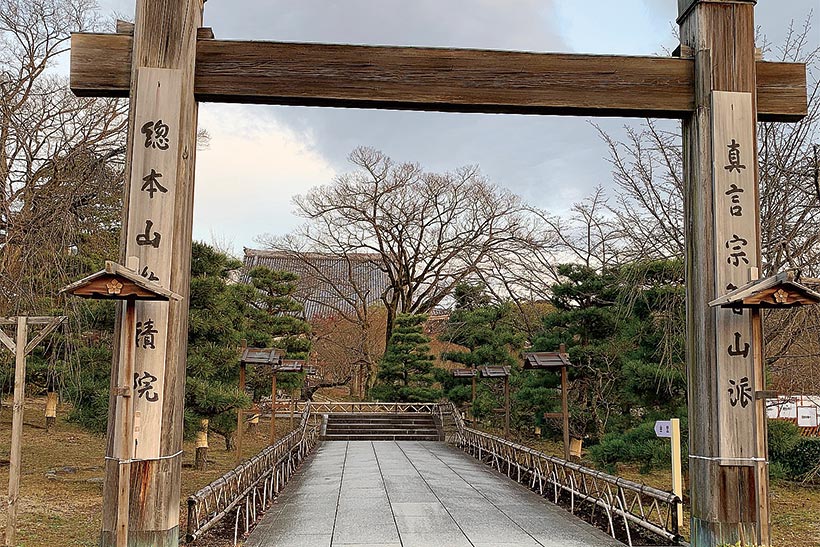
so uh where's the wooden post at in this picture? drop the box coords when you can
[561,365,570,461]
[290,389,297,431]
[269,372,277,445]
[679,1,770,544]
[5,317,27,547]
[235,362,246,464]
[471,364,477,423]
[0,316,64,546]
[116,300,137,547]
[45,385,58,431]
[194,418,209,471]
[503,374,510,439]
[671,418,685,531]
[99,1,203,545]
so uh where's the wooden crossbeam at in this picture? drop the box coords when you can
[24,317,66,356]
[0,316,63,325]
[0,329,15,353]
[70,33,807,122]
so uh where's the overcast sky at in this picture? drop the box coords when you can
[92,0,818,253]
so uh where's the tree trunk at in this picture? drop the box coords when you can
[247,412,259,437]
[383,298,398,346]
[194,419,209,471]
[223,431,236,451]
[45,390,57,431]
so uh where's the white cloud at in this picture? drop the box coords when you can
[86,0,816,250]
[192,105,336,248]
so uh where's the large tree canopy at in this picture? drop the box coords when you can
[0,0,127,314]
[264,147,538,342]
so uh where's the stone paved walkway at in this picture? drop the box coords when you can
[245,441,624,547]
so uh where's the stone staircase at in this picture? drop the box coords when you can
[322,413,443,441]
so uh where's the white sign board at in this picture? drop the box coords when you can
[655,420,672,438]
[115,67,183,461]
[711,91,758,466]
[766,402,779,419]
[780,401,797,419]
[797,407,819,428]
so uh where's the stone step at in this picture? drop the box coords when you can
[327,422,436,431]
[326,428,439,436]
[326,414,435,421]
[322,413,442,442]
[322,434,441,441]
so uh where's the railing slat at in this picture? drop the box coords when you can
[186,403,319,544]
[439,402,682,545]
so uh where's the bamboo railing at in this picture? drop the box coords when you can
[296,401,439,414]
[186,401,682,546]
[439,402,683,546]
[185,403,319,545]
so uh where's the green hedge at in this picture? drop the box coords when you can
[589,422,673,474]
[768,420,820,482]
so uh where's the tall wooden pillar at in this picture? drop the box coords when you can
[100,1,203,546]
[5,317,27,547]
[679,0,770,545]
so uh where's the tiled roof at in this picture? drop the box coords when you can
[243,249,390,319]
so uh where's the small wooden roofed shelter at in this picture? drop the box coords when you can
[276,359,305,373]
[479,366,510,378]
[240,347,285,366]
[235,347,286,459]
[478,366,511,438]
[61,260,181,302]
[272,359,306,432]
[709,271,820,309]
[61,259,180,547]
[523,346,573,460]
[237,348,291,446]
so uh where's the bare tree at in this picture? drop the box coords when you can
[0,0,128,314]
[597,17,820,274]
[306,309,387,398]
[261,146,538,343]
[593,16,820,393]
[597,121,685,261]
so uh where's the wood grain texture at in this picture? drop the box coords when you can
[69,33,807,121]
[711,90,757,465]
[681,2,770,545]
[4,318,27,547]
[678,0,756,23]
[99,1,203,546]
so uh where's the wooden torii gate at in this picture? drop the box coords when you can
[68,0,807,546]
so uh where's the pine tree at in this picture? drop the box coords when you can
[439,284,525,423]
[371,314,440,402]
[239,266,312,397]
[186,242,252,467]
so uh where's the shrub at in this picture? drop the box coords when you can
[768,420,820,482]
[782,437,820,481]
[768,420,801,461]
[589,421,672,474]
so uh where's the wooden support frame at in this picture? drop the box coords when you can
[67,2,809,545]
[524,347,573,460]
[70,33,806,122]
[0,316,66,547]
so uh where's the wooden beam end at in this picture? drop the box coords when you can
[197,27,215,40]
[116,20,134,36]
